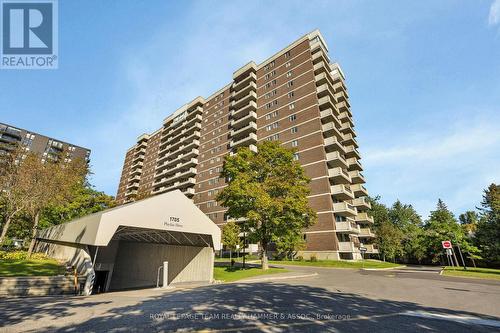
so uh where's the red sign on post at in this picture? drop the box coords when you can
[442,240,452,249]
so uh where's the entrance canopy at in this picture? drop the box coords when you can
[37,190,221,250]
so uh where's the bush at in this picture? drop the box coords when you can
[0,250,50,261]
[309,255,318,262]
[296,256,304,261]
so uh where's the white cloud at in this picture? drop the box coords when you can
[362,116,500,218]
[489,0,500,26]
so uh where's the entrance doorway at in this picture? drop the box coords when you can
[93,270,109,294]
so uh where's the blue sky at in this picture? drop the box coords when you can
[1,0,499,219]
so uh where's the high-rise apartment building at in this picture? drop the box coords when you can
[116,30,376,260]
[0,122,90,163]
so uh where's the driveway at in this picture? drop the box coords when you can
[1,265,499,332]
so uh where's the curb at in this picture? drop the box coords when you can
[237,272,318,283]
[361,265,406,271]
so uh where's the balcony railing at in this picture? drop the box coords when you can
[359,228,375,238]
[230,121,257,139]
[331,184,354,200]
[230,100,257,119]
[232,81,257,100]
[342,133,358,147]
[326,151,348,169]
[322,122,343,141]
[338,242,359,253]
[345,146,360,159]
[231,90,257,110]
[323,136,345,154]
[230,111,257,128]
[347,157,363,171]
[333,202,357,217]
[335,221,360,233]
[232,72,257,91]
[230,132,257,149]
[328,167,351,184]
[352,197,371,210]
[351,184,368,197]
[356,212,374,224]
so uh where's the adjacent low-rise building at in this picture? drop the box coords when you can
[116,30,377,260]
[0,122,90,163]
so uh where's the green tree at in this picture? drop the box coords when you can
[221,221,242,263]
[424,199,469,264]
[24,153,88,256]
[40,185,115,229]
[388,200,425,263]
[459,210,479,235]
[474,184,500,264]
[217,141,316,270]
[275,230,306,260]
[369,196,403,261]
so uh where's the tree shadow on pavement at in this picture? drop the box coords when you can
[1,283,499,332]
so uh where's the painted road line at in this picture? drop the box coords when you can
[402,310,500,328]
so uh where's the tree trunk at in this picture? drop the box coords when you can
[261,242,269,270]
[27,211,40,257]
[0,216,12,244]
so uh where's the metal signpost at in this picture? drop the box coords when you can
[360,247,367,269]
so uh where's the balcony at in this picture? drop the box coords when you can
[347,158,363,171]
[156,148,199,171]
[322,122,343,141]
[128,175,141,182]
[131,161,144,169]
[320,108,340,126]
[352,197,371,210]
[359,228,375,238]
[337,101,350,113]
[348,170,365,184]
[342,133,358,148]
[338,111,353,126]
[364,244,379,254]
[331,184,354,200]
[232,81,257,100]
[328,167,351,184]
[318,95,336,111]
[313,62,331,76]
[230,100,257,119]
[230,132,257,149]
[125,189,138,196]
[231,111,257,128]
[334,91,348,103]
[156,158,198,178]
[333,202,357,217]
[338,242,359,253]
[351,184,368,198]
[126,182,139,190]
[326,151,348,169]
[154,167,197,187]
[335,220,360,233]
[345,146,360,159]
[232,72,257,91]
[311,47,330,65]
[231,90,257,110]
[317,84,336,101]
[323,136,345,154]
[339,122,355,136]
[129,168,141,176]
[230,122,257,139]
[160,177,196,193]
[356,212,374,224]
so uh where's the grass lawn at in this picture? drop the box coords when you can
[214,265,288,282]
[442,267,500,280]
[269,259,401,269]
[0,258,65,277]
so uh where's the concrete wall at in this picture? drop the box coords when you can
[109,241,214,290]
[37,241,93,276]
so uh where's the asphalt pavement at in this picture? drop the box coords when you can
[1,264,499,332]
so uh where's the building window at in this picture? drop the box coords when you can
[289,103,295,110]
[288,91,294,98]
[287,81,293,88]
[291,140,298,147]
[291,127,298,134]
[285,62,291,68]
[286,70,293,78]
[284,51,291,58]
[289,114,297,121]
[293,153,299,161]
